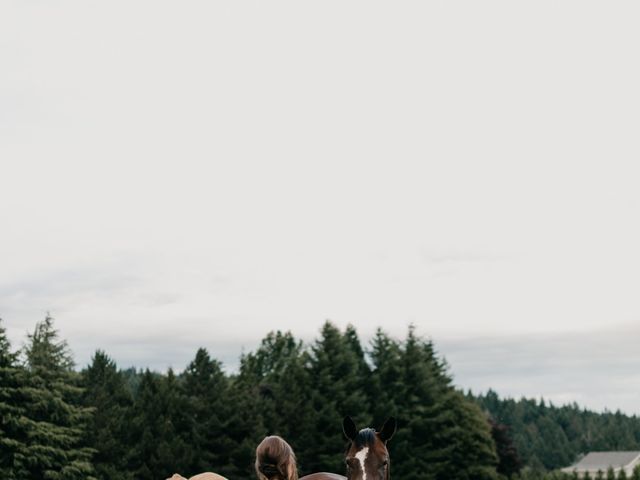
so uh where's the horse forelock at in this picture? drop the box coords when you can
[355,428,377,448]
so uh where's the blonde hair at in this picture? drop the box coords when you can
[189,474,229,480]
[167,473,228,480]
[255,436,298,480]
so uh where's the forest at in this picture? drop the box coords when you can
[1,316,640,480]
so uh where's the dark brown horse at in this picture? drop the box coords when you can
[299,416,397,480]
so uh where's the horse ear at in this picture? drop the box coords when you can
[378,417,397,442]
[343,416,358,441]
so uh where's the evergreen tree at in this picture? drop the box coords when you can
[518,467,545,480]
[584,471,593,480]
[81,350,134,480]
[17,315,96,479]
[368,328,403,426]
[489,418,522,478]
[181,347,230,475]
[532,416,572,469]
[343,324,371,381]
[607,467,617,480]
[305,322,370,474]
[0,318,29,479]
[222,371,267,479]
[128,369,191,480]
[631,465,640,480]
[619,468,628,480]
[392,326,498,480]
[236,331,316,472]
[445,390,499,479]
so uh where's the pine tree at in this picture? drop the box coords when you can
[222,371,267,479]
[160,369,193,473]
[584,471,593,480]
[368,328,403,426]
[305,322,370,474]
[181,347,230,475]
[443,390,499,479]
[237,330,320,473]
[607,467,617,480]
[128,369,161,479]
[392,326,498,480]
[343,324,371,381]
[238,331,302,434]
[81,350,134,480]
[0,318,29,479]
[619,468,628,480]
[128,369,191,480]
[532,415,572,469]
[388,327,446,480]
[17,315,96,479]
[490,418,522,478]
[631,465,640,480]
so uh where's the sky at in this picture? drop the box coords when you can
[1,1,640,414]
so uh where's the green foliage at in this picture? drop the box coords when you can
[181,348,230,476]
[304,322,370,474]
[0,318,29,479]
[368,328,403,424]
[4,316,640,480]
[475,390,640,471]
[393,327,498,480]
[16,315,96,479]
[237,331,315,472]
[81,350,134,480]
[128,368,193,479]
[222,371,266,478]
[490,419,521,478]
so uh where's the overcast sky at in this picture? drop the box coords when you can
[2,1,640,414]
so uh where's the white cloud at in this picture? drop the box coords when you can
[1,1,640,412]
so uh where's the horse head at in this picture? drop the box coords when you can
[342,416,396,480]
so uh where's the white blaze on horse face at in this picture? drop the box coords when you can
[355,447,369,480]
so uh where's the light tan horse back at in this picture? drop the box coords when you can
[167,473,228,480]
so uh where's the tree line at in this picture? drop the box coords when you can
[475,391,640,475]
[1,315,639,480]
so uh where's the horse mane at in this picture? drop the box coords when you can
[255,436,299,480]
